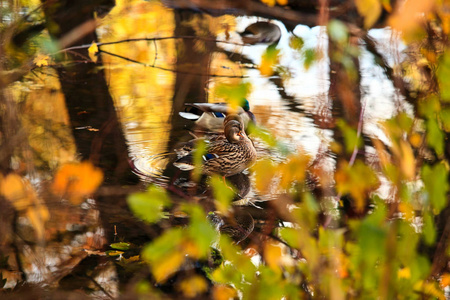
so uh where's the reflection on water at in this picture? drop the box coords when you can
[2,0,409,294]
[132,153,170,183]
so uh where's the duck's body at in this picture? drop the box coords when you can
[179,101,255,132]
[174,115,257,177]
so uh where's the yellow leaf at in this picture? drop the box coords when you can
[26,205,50,241]
[52,161,103,205]
[260,0,276,6]
[398,267,411,279]
[213,285,237,300]
[400,140,416,180]
[178,275,208,298]
[0,174,49,241]
[182,239,202,258]
[0,173,29,208]
[398,202,414,220]
[152,251,184,282]
[409,133,422,148]
[355,0,382,28]
[264,242,282,272]
[259,47,279,76]
[279,153,310,190]
[252,158,276,194]
[88,42,99,63]
[34,54,50,67]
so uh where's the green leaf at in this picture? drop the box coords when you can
[440,108,450,132]
[142,228,184,264]
[247,123,289,154]
[328,20,349,43]
[289,36,304,51]
[210,175,235,214]
[193,139,207,180]
[110,242,130,250]
[303,48,317,70]
[426,118,444,156]
[422,213,436,246]
[215,82,252,107]
[437,51,450,101]
[184,204,217,257]
[127,185,171,223]
[106,250,124,256]
[421,164,449,213]
[336,119,362,154]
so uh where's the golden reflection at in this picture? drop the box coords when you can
[8,71,76,170]
[98,1,175,158]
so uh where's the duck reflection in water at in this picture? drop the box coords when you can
[239,21,282,46]
[208,207,254,244]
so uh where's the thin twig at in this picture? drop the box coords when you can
[56,36,245,55]
[98,49,247,78]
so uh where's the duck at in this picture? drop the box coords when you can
[239,21,281,45]
[208,208,254,244]
[174,115,257,177]
[179,99,256,132]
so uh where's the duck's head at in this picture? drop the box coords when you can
[224,118,246,143]
[241,98,250,112]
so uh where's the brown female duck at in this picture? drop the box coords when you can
[174,115,257,177]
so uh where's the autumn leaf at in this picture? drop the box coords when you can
[335,160,379,211]
[252,158,276,194]
[440,273,450,289]
[398,267,411,279]
[52,161,103,204]
[213,285,237,300]
[34,54,50,67]
[152,250,184,282]
[127,185,171,223]
[177,275,208,298]
[0,174,49,241]
[260,0,276,7]
[215,82,251,111]
[264,242,283,273]
[355,0,382,28]
[210,175,235,214]
[389,0,435,40]
[259,46,279,76]
[88,41,99,63]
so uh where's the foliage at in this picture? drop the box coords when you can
[0,0,450,299]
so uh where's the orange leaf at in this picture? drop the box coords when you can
[440,273,450,288]
[389,0,435,38]
[178,275,208,298]
[213,285,237,300]
[0,173,29,208]
[52,161,103,204]
[264,242,282,272]
[0,174,49,240]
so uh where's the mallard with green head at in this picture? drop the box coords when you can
[179,99,256,132]
[174,115,257,177]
